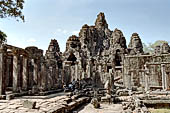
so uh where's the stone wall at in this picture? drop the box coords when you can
[123,54,170,91]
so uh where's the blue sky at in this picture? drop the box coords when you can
[0,0,170,52]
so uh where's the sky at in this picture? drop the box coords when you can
[0,0,170,52]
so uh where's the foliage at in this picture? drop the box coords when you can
[143,40,169,54]
[0,30,7,43]
[0,0,25,21]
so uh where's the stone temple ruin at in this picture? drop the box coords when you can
[0,12,170,112]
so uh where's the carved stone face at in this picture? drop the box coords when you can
[95,12,108,29]
[132,37,141,48]
[162,43,170,53]
[49,46,54,52]
[129,33,143,53]
[155,46,161,54]
[111,29,127,49]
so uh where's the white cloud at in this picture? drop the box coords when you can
[56,28,79,36]
[27,38,36,43]
[56,28,68,34]
[71,30,79,35]
[62,30,67,34]
[56,28,62,32]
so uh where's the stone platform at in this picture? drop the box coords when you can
[0,92,90,113]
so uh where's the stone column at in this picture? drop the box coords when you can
[0,46,6,95]
[22,57,28,90]
[145,74,149,91]
[127,71,132,90]
[144,64,149,91]
[13,54,19,92]
[75,62,78,81]
[41,63,47,91]
[7,57,13,87]
[6,58,10,87]
[71,66,75,81]
[55,66,59,88]
[161,64,166,90]
[32,59,38,85]
[99,65,102,73]
[52,66,56,89]
[37,59,41,88]
[109,69,114,90]
[47,66,53,90]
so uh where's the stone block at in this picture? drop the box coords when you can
[22,100,36,109]
[6,94,14,100]
[0,95,6,100]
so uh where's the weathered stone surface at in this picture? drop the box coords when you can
[22,100,36,109]
[128,33,143,54]
[111,28,127,49]
[6,94,14,100]
[95,12,108,30]
[91,98,100,108]
[154,45,161,54]
[161,42,170,54]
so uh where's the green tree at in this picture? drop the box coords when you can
[0,0,25,43]
[143,40,169,54]
[0,0,25,22]
[143,43,151,53]
[0,30,7,43]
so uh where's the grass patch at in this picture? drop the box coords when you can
[149,108,170,113]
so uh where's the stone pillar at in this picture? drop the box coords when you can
[22,57,28,90]
[127,71,132,90]
[47,66,53,90]
[13,54,19,92]
[71,66,75,81]
[6,58,10,87]
[60,69,64,86]
[37,60,41,88]
[52,66,56,89]
[82,71,85,79]
[145,74,149,91]
[75,62,78,81]
[0,46,6,95]
[161,64,166,90]
[144,64,149,91]
[99,65,102,73]
[55,66,59,88]
[109,69,114,90]
[41,63,47,91]
[32,59,38,85]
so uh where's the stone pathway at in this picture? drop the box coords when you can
[0,92,68,113]
[0,92,124,113]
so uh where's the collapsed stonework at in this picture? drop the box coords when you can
[0,12,170,100]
